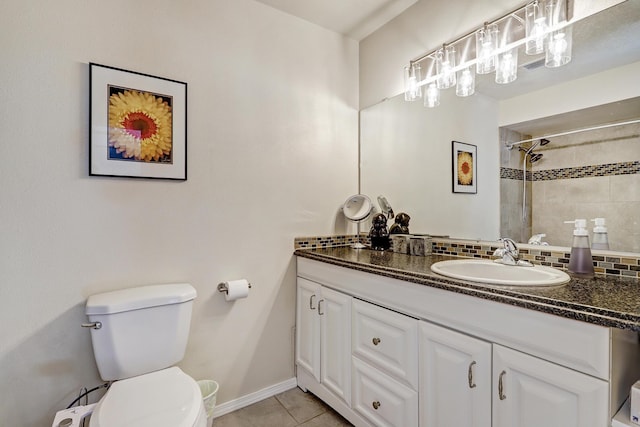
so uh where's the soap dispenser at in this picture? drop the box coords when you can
[564,219,595,277]
[591,218,610,250]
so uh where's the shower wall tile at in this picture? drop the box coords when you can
[611,174,640,201]
[539,176,610,204]
[531,201,576,247]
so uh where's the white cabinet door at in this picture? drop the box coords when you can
[419,321,491,427]
[493,344,608,427]
[320,286,352,404]
[296,278,320,381]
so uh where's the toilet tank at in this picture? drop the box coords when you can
[85,283,197,381]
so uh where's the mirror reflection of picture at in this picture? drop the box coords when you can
[452,141,477,194]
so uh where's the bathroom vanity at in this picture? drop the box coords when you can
[294,247,640,427]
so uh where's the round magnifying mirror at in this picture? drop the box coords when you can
[343,194,372,222]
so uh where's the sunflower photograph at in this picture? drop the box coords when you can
[457,150,473,186]
[452,141,477,193]
[108,86,173,163]
[90,63,187,180]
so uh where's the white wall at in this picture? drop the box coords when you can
[0,1,358,426]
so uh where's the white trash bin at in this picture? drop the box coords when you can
[197,380,219,427]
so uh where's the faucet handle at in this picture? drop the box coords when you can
[500,238,518,253]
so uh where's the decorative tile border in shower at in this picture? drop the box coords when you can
[500,160,640,182]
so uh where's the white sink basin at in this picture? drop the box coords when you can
[430,259,570,287]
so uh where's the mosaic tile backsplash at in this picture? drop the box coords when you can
[295,235,640,278]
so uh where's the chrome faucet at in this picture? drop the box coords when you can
[528,233,549,245]
[493,238,533,267]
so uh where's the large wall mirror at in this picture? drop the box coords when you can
[360,0,640,253]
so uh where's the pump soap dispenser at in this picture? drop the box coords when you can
[591,218,610,250]
[564,219,595,277]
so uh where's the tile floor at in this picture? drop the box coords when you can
[213,387,353,427]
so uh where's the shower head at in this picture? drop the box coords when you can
[540,138,551,146]
[530,153,543,163]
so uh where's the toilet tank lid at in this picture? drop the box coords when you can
[86,283,196,315]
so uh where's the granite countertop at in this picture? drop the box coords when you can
[295,247,640,332]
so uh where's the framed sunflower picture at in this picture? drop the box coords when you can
[89,63,187,180]
[452,141,477,194]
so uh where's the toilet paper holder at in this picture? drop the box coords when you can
[217,281,252,293]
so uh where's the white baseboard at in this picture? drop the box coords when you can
[212,377,298,418]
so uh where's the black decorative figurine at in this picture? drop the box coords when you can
[369,213,390,250]
[389,212,411,234]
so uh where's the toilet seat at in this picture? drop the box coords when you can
[90,367,206,427]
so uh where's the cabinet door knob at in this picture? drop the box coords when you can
[309,294,316,310]
[468,360,477,389]
[498,370,507,400]
[372,401,381,410]
[372,337,381,346]
[317,299,325,316]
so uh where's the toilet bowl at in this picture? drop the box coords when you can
[90,367,206,427]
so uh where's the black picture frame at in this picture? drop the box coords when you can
[452,140,477,194]
[89,63,187,180]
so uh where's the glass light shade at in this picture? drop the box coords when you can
[436,46,456,89]
[525,0,548,55]
[495,48,518,84]
[475,24,499,74]
[403,64,422,101]
[546,26,572,67]
[456,67,475,97]
[545,0,572,67]
[424,83,440,108]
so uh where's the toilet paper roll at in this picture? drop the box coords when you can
[224,279,250,301]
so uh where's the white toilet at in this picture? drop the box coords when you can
[83,283,206,427]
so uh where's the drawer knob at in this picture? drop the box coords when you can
[372,401,381,410]
[372,337,381,346]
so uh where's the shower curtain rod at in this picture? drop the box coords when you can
[505,118,640,149]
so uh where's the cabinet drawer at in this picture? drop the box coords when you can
[352,357,418,427]
[352,299,419,389]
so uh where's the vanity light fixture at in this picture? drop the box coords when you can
[404,0,572,106]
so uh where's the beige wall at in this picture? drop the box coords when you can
[0,1,358,426]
